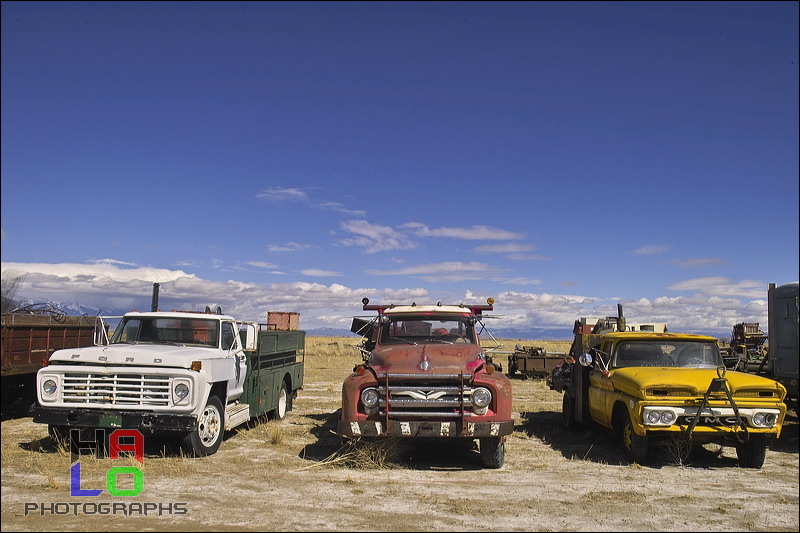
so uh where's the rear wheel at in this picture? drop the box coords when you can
[479,437,505,468]
[272,381,289,421]
[736,434,767,469]
[562,393,579,430]
[622,410,649,465]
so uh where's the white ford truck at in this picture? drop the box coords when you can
[33,306,304,456]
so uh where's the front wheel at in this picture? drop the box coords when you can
[622,410,649,465]
[736,434,767,469]
[479,437,505,468]
[183,395,224,457]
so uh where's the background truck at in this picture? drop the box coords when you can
[549,305,787,468]
[32,295,305,456]
[719,322,768,371]
[766,282,799,409]
[338,297,513,468]
[1,312,95,412]
[506,345,566,378]
[505,314,667,378]
[718,282,798,411]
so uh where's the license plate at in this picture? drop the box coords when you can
[99,414,123,428]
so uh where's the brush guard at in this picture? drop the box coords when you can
[686,365,749,444]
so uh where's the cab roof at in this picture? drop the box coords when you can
[600,331,718,342]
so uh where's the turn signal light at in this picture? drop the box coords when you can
[486,364,495,374]
[190,361,203,371]
[355,365,366,376]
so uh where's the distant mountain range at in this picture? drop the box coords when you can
[304,326,575,340]
[9,298,721,341]
[10,298,578,340]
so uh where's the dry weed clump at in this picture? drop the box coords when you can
[663,435,693,467]
[297,437,410,471]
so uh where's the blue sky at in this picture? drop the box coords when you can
[2,1,798,336]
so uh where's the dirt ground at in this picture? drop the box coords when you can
[2,338,798,532]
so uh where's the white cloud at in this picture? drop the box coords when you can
[365,261,496,282]
[404,223,525,241]
[301,269,341,277]
[670,258,724,267]
[317,202,366,217]
[474,243,534,254]
[339,220,416,253]
[268,242,312,252]
[631,245,670,255]
[247,261,279,269]
[256,187,309,202]
[0,262,771,335]
[668,277,766,299]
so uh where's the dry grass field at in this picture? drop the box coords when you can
[1,337,797,532]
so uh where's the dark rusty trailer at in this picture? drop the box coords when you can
[1,314,95,408]
[507,346,567,377]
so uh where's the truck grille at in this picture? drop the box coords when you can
[60,372,172,407]
[376,373,480,418]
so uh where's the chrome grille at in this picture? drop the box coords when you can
[61,372,172,406]
[375,373,480,418]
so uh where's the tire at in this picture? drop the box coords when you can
[479,437,505,468]
[183,395,224,457]
[736,434,767,469]
[622,410,649,465]
[562,393,579,430]
[272,381,289,421]
[507,357,517,377]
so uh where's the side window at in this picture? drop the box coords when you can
[600,340,613,367]
[221,322,236,351]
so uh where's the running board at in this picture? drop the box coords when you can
[225,402,251,430]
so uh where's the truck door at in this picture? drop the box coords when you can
[587,340,615,427]
[222,321,247,401]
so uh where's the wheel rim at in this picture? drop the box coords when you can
[198,404,222,446]
[623,418,633,451]
[277,386,287,418]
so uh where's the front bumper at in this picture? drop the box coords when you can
[32,405,196,432]
[337,419,514,438]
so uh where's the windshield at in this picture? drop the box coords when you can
[380,316,476,345]
[110,317,219,347]
[612,340,722,369]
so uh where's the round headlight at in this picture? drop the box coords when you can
[660,411,676,424]
[753,413,765,426]
[765,413,777,426]
[43,379,57,395]
[361,388,380,409]
[174,383,190,401]
[647,411,661,424]
[472,387,491,408]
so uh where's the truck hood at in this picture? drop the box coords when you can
[368,344,485,376]
[611,367,787,399]
[47,344,224,369]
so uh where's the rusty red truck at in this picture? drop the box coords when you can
[1,313,96,411]
[337,297,513,468]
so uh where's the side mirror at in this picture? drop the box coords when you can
[578,353,593,367]
[244,323,258,351]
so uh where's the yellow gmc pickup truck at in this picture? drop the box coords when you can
[550,330,787,468]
